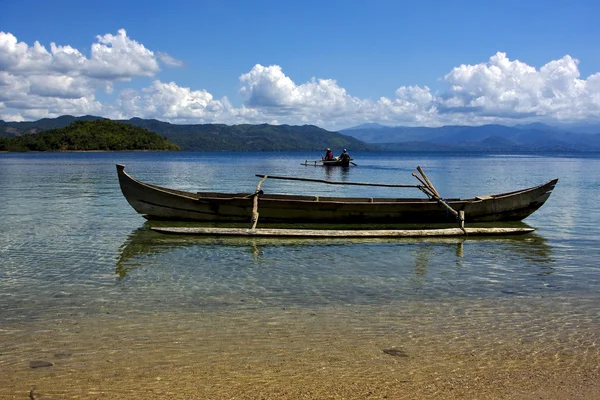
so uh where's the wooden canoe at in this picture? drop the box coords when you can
[151,226,535,237]
[116,164,557,223]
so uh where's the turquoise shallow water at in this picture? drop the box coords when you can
[0,151,599,320]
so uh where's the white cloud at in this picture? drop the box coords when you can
[0,70,99,121]
[4,96,103,120]
[28,75,94,99]
[441,52,600,121]
[0,29,159,80]
[239,64,362,112]
[48,43,88,76]
[395,85,434,105]
[238,64,375,127]
[86,29,159,79]
[235,56,600,127]
[0,29,168,120]
[0,33,54,74]
[239,64,298,107]
[114,80,234,123]
[157,51,184,67]
[1,30,600,129]
[237,65,449,128]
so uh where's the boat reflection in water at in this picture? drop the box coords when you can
[116,221,554,280]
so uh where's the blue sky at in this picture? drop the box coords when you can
[1,0,599,130]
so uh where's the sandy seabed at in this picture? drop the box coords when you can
[0,299,599,400]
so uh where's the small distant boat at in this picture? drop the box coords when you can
[116,164,558,225]
[302,157,355,167]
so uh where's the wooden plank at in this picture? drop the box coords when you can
[151,227,535,238]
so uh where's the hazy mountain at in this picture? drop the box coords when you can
[552,122,600,135]
[340,123,600,152]
[342,122,390,130]
[0,116,373,151]
[512,122,561,131]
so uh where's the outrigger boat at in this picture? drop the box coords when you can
[116,164,557,237]
[301,157,355,167]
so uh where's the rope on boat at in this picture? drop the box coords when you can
[250,175,268,230]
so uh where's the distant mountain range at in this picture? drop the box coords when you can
[3,115,600,152]
[340,122,600,152]
[0,116,372,152]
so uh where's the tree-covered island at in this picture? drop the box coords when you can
[0,119,180,152]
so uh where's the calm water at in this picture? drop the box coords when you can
[1,152,599,395]
[1,151,599,319]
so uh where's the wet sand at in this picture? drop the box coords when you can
[1,299,599,399]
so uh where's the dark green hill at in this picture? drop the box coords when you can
[0,116,374,151]
[122,119,371,151]
[0,119,179,152]
[0,115,103,137]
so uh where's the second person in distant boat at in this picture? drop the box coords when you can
[324,148,334,161]
[339,149,350,163]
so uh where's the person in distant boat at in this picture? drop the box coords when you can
[339,149,350,162]
[324,148,334,161]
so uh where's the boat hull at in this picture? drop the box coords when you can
[116,164,558,223]
[322,159,350,167]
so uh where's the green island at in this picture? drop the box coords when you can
[0,119,180,152]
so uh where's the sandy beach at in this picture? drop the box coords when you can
[1,299,598,400]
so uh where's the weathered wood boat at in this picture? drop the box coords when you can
[116,164,558,225]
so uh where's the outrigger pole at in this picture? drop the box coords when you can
[412,166,466,233]
[254,174,419,188]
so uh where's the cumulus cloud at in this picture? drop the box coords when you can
[238,64,443,127]
[0,29,159,80]
[441,52,600,121]
[1,30,600,129]
[245,56,599,127]
[239,64,359,111]
[0,29,170,120]
[28,75,94,99]
[113,80,235,123]
[0,32,53,73]
[235,55,600,127]
[86,29,160,79]
[238,64,375,127]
